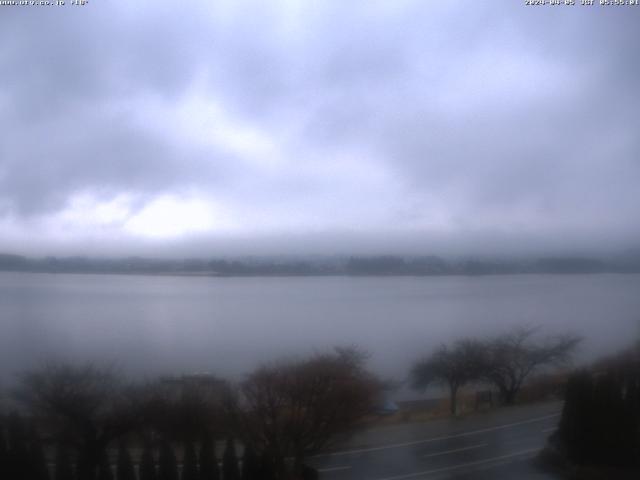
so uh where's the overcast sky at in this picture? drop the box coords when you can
[1,1,639,257]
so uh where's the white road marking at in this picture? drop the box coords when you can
[502,436,541,448]
[422,443,487,458]
[372,448,539,480]
[318,466,352,473]
[314,413,559,458]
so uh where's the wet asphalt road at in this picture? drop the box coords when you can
[309,402,562,480]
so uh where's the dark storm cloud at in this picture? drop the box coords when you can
[1,1,639,253]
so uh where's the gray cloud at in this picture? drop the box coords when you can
[1,1,639,255]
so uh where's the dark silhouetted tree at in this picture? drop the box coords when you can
[16,364,141,480]
[300,464,318,480]
[7,412,30,480]
[558,370,593,463]
[230,348,380,478]
[158,442,178,480]
[557,341,640,469]
[484,327,581,404]
[143,376,226,445]
[411,340,486,415]
[240,444,260,480]
[222,439,240,480]
[198,432,218,480]
[592,374,635,465]
[28,431,50,480]
[182,441,198,480]
[0,422,7,480]
[258,450,277,480]
[116,443,136,480]
[139,444,157,480]
[54,445,74,480]
[97,450,113,480]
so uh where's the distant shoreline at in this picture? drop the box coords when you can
[2,252,640,278]
[2,268,640,279]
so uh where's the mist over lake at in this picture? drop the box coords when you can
[1,272,638,388]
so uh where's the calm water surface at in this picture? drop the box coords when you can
[1,272,639,384]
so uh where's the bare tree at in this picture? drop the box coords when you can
[484,327,581,404]
[15,363,141,480]
[158,441,178,480]
[142,374,227,443]
[0,419,7,480]
[222,439,240,480]
[198,431,219,480]
[229,347,380,479]
[139,443,157,480]
[116,442,136,480]
[411,339,486,415]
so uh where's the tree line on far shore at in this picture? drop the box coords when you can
[2,252,640,276]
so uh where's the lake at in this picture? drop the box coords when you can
[1,272,639,387]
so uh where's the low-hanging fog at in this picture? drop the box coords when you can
[1,1,639,257]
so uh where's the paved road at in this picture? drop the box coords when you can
[309,402,562,480]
